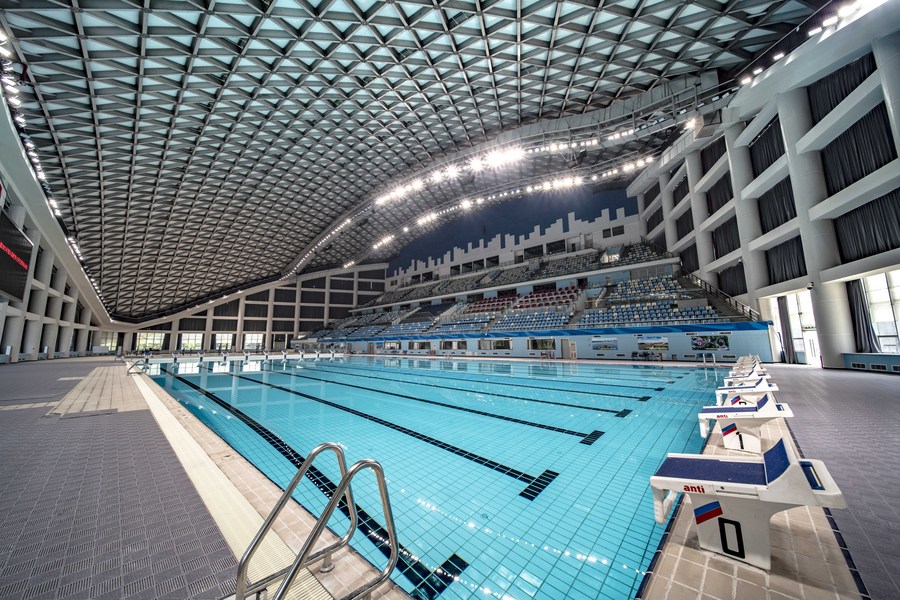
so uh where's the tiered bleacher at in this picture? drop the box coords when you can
[429,314,493,334]
[579,301,719,326]
[343,325,388,339]
[432,274,483,296]
[616,242,665,265]
[376,303,455,336]
[606,275,688,301]
[491,311,571,331]
[491,265,531,286]
[463,296,516,314]
[538,252,598,278]
[514,286,578,309]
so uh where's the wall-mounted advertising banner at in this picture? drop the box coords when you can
[637,335,669,351]
[690,334,730,351]
[591,336,619,350]
[0,209,33,302]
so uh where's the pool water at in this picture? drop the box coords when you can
[151,357,716,599]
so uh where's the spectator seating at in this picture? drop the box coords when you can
[430,314,493,334]
[490,310,571,331]
[343,325,388,339]
[514,286,578,309]
[606,275,687,301]
[579,301,720,326]
[464,296,517,314]
[377,321,434,336]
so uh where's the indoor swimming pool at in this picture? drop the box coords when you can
[150,357,717,599]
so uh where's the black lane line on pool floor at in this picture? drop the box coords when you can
[259,365,606,444]
[301,363,630,417]
[160,367,466,598]
[213,368,560,500]
[307,361,655,400]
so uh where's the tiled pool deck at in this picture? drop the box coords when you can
[0,356,896,599]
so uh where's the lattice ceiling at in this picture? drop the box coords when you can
[0,0,821,320]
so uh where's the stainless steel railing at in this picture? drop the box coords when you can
[234,442,399,600]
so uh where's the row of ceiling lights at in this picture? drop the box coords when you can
[339,151,658,270]
[1,28,111,311]
[738,0,882,86]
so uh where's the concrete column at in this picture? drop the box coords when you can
[1,314,24,362]
[659,172,677,250]
[685,151,715,281]
[204,312,214,351]
[724,125,768,307]
[76,307,92,353]
[637,192,649,237]
[22,318,42,360]
[264,289,274,351]
[778,87,855,368]
[873,32,900,149]
[57,325,74,357]
[235,297,245,351]
[122,331,134,353]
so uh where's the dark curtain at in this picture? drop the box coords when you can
[651,233,666,250]
[676,209,694,239]
[680,244,699,274]
[647,207,664,232]
[712,216,740,259]
[701,136,727,174]
[834,188,900,262]
[846,279,882,353]
[808,53,876,124]
[750,117,785,178]
[821,103,897,196]
[777,295,797,363]
[706,174,733,215]
[765,236,807,285]
[718,263,747,297]
[758,177,797,233]
[673,176,690,205]
[646,181,660,202]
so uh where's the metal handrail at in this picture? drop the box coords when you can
[273,459,399,600]
[234,443,399,600]
[235,442,357,600]
[679,270,761,321]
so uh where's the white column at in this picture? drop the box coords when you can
[658,172,677,249]
[724,125,767,307]
[685,151,715,281]
[778,88,855,368]
[76,307,92,354]
[1,314,24,361]
[873,32,900,149]
[637,192,649,238]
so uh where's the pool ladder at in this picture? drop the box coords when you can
[233,442,399,600]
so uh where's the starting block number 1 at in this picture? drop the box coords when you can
[718,518,745,559]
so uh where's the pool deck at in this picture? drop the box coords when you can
[0,356,896,599]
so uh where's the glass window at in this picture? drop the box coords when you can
[136,332,165,351]
[180,333,203,351]
[864,269,900,353]
[213,334,234,350]
[243,333,264,350]
[98,331,117,349]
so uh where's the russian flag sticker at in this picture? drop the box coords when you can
[694,501,724,525]
[730,395,742,405]
[722,423,737,436]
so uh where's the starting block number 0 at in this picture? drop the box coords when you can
[718,518,746,559]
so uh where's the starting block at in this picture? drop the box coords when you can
[650,438,846,570]
[698,393,793,454]
[716,377,779,406]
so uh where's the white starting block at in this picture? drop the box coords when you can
[716,377,779,406]
[698,393,793,454]
[650,438,846,570]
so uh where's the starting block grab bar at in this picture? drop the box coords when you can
[650,438,846,570]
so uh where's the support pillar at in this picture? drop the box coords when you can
[637,192,649,238]
[659,172,678,250]
[873,32,900,150]
[685,151,715,281]
[724,125,768,308]
[778,88,855,368]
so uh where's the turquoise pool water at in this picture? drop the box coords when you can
[150,357,716,599]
